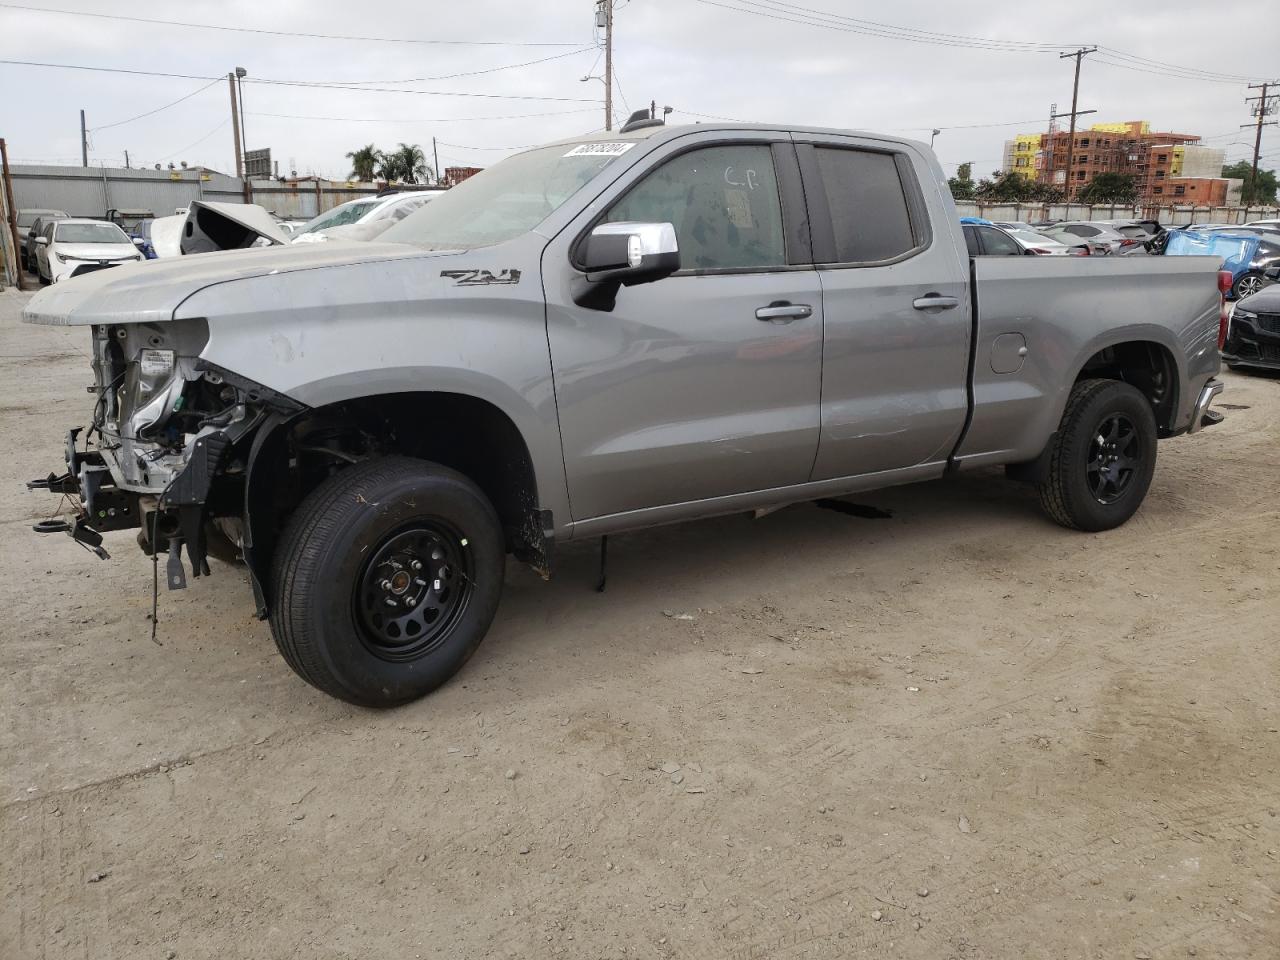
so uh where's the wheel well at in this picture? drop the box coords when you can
[239,392,545,613]
[1076,341,1180,434]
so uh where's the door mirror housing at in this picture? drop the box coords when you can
[583,222,679,285]
[34,236,49,246]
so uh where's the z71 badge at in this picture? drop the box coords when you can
[440,268,522,286]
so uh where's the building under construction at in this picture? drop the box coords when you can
[1003,120,1239,204]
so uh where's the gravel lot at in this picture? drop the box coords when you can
[2,285,1278,959]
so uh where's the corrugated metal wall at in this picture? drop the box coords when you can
[9,165,376,220]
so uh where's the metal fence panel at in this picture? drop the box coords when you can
[8,164,378,220]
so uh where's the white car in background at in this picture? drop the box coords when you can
[33,218,143,284]
[290,190,441,244]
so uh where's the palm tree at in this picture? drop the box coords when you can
[345,144,382,182]
[388,142,434,185]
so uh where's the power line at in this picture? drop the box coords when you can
[0,2,582,47]
[250,108,600,123]
[691,0,1072,52]
[434,140,541,151]
[158,118,230,162]
[89,78,222,132]
[339,47,596,85]
[0,59,603,102]
[692,0,1272,83]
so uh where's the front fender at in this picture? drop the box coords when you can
[174,239,571,538]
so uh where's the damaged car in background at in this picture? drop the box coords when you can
[25,117,1228,708]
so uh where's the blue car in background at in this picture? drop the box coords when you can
[129,218,158,260]
[1165,227,1280,299]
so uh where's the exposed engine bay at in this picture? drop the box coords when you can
[29,319,301,591]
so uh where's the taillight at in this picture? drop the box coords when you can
[1070,246,1090,256]
[1120,238,1138,247]
[1029,248,1051,255]
[1218,270,1232,349]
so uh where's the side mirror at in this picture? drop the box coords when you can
[583,222,679,285]
[133,237,146,248]
[34,236,49,246]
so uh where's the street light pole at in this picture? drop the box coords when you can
[930,128,941,149]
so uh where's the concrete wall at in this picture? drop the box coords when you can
[953,201,1280,225]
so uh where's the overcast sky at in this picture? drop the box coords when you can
[1,0,1275,181]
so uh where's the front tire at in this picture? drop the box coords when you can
[1038,379,1158,532]
[270,456,505,707]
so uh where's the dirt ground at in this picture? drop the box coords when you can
[1,285,1277,960]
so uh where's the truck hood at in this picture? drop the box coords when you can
[22,240,438,326]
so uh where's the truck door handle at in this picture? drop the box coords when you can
[912,295,960,311]
[756,301,812,323]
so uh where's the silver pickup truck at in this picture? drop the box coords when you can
[24,120,1227,706]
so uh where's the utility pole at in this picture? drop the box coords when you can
[2,138,26,291]
[1244,81,1278,205]
[235,67,251,203]
[228,72,247,201]
[124,149,130,170]
[1059,47,1097,201]
[433,136,440,186]
[598,0,613,131]
[80,109,88,167]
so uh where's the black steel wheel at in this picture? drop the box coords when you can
[1086,413,1141,505]
[1038,379,1158,532]
[355,521,474,661]
[270,456,504,707]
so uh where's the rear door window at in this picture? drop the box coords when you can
[814,147,918,263]
[962,225,981,257]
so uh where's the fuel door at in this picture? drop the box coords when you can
[990,332,1028,374]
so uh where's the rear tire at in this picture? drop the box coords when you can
[1038,379,1157,532]
[269,456,504,707]
[1232,271,1264,301]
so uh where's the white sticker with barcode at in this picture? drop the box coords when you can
[562,142,635,158]
[139,349,174,376]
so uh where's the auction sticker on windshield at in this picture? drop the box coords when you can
[562,142,636,158]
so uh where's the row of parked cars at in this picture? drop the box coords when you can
[961,213,1280,373]
[14,189,443,283]
[963,216,1280,299]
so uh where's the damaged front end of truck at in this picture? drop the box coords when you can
[29,317,303,595]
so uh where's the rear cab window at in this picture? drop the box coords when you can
[798,142,930,266]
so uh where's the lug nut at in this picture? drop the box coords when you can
[380,579,393,591]
[410,560,423,571]
[405,596,416,607]
[384,597,397,608]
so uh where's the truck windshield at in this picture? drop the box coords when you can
[382,141,636,250]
